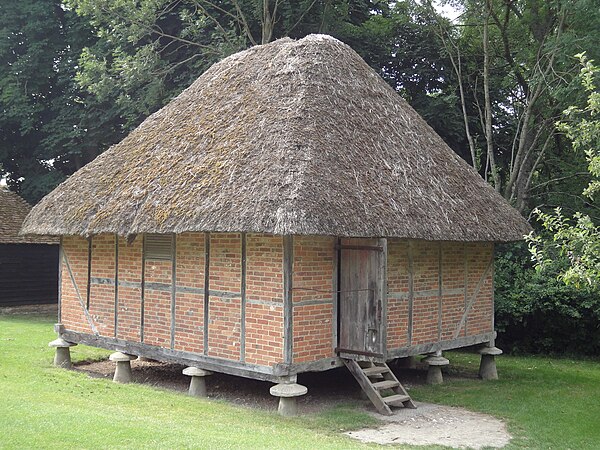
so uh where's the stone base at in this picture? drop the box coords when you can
[269,383,308,417]
[48,338,76,369]
[109,352,136,383]
[423,355,449,385]
[478,347,502,380]
[183,367,212,398]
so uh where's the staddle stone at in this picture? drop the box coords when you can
[183,367,212,397]
[48,338,76,368]
[270,383,308,417]
[423,355,449,385]
[109,352,136,383]
[478,347,502,380]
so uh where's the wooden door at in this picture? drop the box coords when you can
[337,238,387,360]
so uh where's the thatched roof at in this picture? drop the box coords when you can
[22,35,530,242]
[1,187,57,244]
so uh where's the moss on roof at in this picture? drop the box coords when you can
[22,34,530,242]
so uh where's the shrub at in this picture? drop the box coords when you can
[495,242,600,355]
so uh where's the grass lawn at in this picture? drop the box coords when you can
[0,314,377,449]
[412,352,600,449]
[1,313,600,449]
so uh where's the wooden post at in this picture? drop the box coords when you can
[283,236,293,365]
[408,241,414,346]
[170,234,177,350]
[203,233,210,355]
[240,233,247,362]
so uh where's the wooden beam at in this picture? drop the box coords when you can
[141,235,146,342]
[86,237,92,310]
[453,255,494,340]
[114,235,119,338]
[60,330,290,382]
[203,232,210,355]
[58,237,63,321]
[463,242,468,336]
[379,238,388,359]
[240,233,247,362]
[335,244,384,252]
[282,331,497,375]
[438,243,442,342]
[407,240,414,346]
[170,234,176,350]
[332,237,340,353]
[387,332,496,359]
[283,235,293,365]
[63,249,98,335]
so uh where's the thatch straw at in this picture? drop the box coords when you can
[1,187,57,244]
[22,34,530,242]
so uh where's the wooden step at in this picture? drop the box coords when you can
[362,366,390,376]
[342,358,416,415]
[372,380,399,390]
[382,394,411,405]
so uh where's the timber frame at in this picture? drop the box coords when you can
[56,233,497,382]
[56,325,495,382]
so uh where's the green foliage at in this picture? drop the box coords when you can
[495,242,600,355]
[0,0,124,204]
[528,54,600,288]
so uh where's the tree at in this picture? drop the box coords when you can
[67,0,390,132]
[528,54,600,288]
[0,1,122,203]
[426,0,600,214]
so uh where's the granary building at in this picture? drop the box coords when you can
[22,35,531,416]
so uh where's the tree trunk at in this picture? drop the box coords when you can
[483,0,500,191]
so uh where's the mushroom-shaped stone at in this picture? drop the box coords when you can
[109,352,136,383]
[182,367,213,398]
[269,383,308,417]
[478,346,502,380]
[423,355,449,385]
[478,346,503,356]
[48,338,77,368]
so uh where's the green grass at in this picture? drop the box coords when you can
[0,314,376,449]
[2,314,600,449]
[411,351,600,449]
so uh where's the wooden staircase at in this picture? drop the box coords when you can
[343,358,416,415]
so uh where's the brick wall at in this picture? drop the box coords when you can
[117,236,142,342]
[441,242,466,340]
[89,234,116,337]
[387,239,494,351]
[144,248,172,347]
[465,243,494,336]
[208,233,242,360]
[411,241,440,345]
[60,236,90,333]
[61,232,494,370]
[291,236,335,363]
[387,240,409,349]
[174,233,204,353]
[245,234,284,366]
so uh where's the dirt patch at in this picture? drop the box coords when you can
[0,303,57,316]
[346,403,511,449]
[75,358,511,448]
[75,358,371,413]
